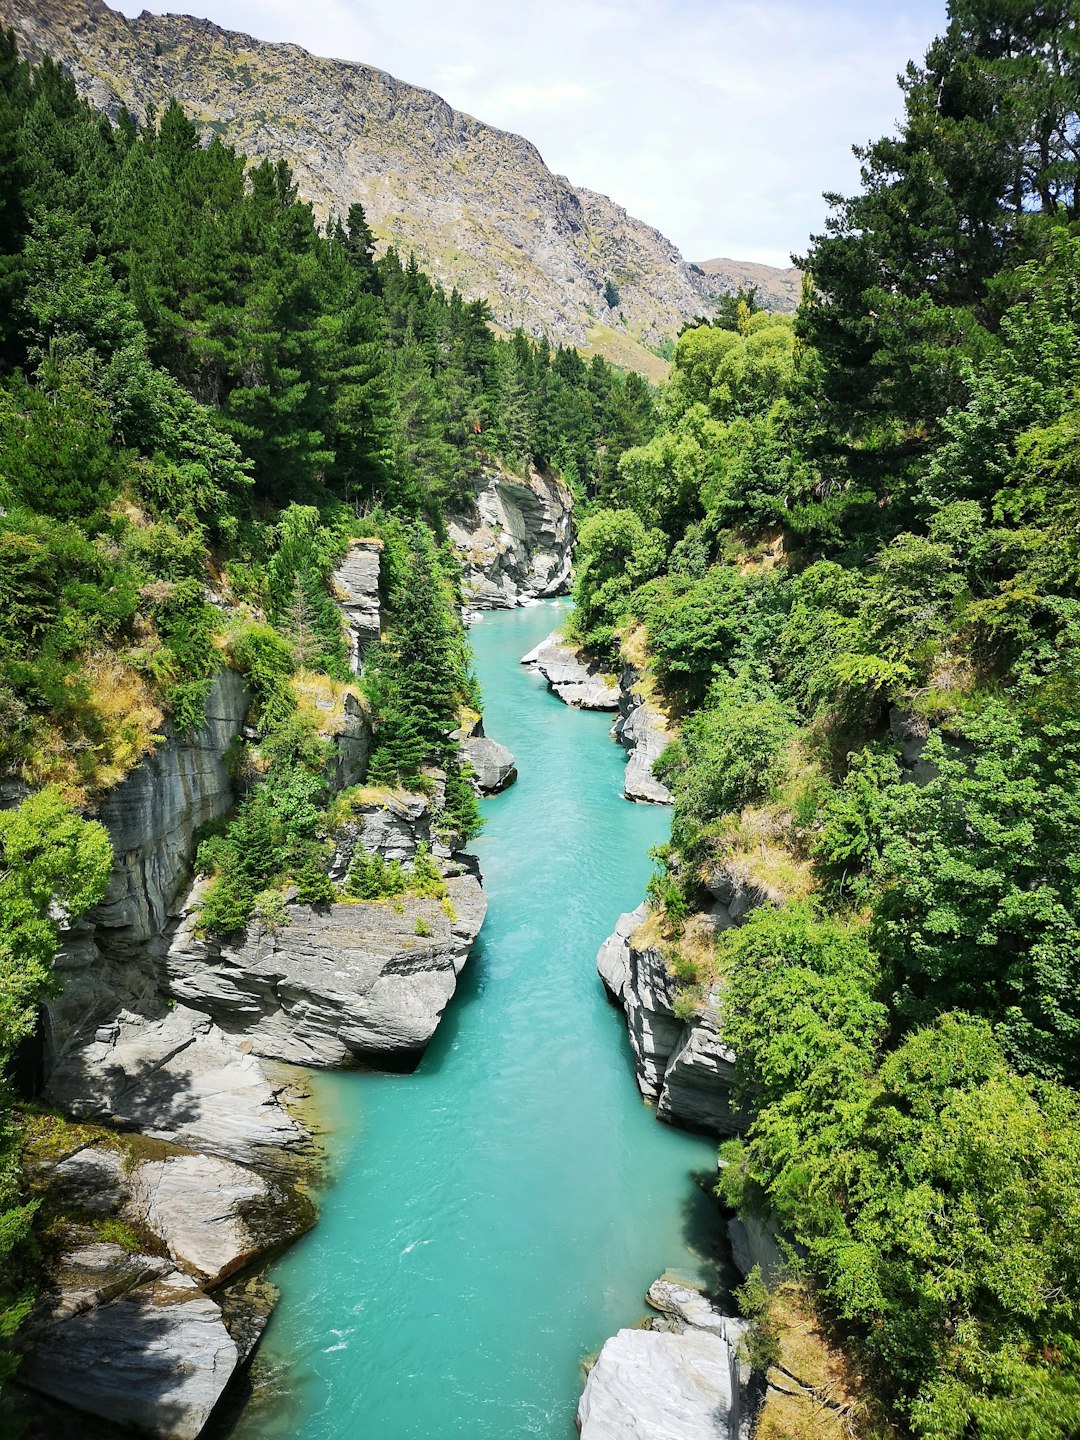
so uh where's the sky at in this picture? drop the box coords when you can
[113,0,950,268]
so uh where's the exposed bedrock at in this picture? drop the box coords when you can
[165,862,487,1070]
[597,905,741,1138]
[613,665,673,805]
[461,731,518,793]
[520,630,620,710]
[578,1276,750,1440]
[449,465,573,609]
[331,537,382,673]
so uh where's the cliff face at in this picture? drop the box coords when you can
[0,0,722,376]
[449,467,573,610]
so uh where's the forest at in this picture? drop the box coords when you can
[571,3,1080,1436]
[0,33,655,1381]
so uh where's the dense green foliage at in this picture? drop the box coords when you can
[572,4,1080,1432]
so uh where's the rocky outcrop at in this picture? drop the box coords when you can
[614,668,673,805]
[449,468,573,610]
[461,734,517,793]
[165,862,486,1071]
[5,1,723,377]
[521,631,620,710]
[578,1277,749,1440]
[332,538,382,672]
[598,907,740,1138]
[18,1125,312,1440]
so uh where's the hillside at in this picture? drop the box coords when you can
[0,0,744,378]
[694,256,802,312]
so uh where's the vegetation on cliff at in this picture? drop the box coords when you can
[574,4,1080,1434]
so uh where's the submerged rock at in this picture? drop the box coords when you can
[461,733,518,793]
[521,630,619,710]
[448,467,572,609]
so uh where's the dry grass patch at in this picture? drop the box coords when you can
[754,1283,890,1440]
[291,671,368,738]
[20,653,164,804]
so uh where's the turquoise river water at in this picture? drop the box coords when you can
[227,602,722,1440]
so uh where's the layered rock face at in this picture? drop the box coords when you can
[578,1276,749,1440]
[19,1135,307,1440]
[449,468,573,610]
[598,906,741,1137]
[614,667,673,805]
[520,630,620,710]
[331,538,382,672]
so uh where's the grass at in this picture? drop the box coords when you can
[753,1283,894,1440]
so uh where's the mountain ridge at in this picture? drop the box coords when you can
[1,0,789,376]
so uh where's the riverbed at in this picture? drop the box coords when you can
[227,602,721,1439]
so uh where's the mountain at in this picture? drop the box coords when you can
[1,0,751,379]
[694,257,802,313]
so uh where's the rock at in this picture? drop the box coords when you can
[648,1278,748,1342]
[461,734,517,793]
[657,1008,741,1137]
[47,1145,129,1216]
[577,1327,741,1440]
[127,1153,301,1286]
[521,631,619,710]
[597,906,644,1003]
[45,1004,307,1168]
[332,539,382,672]
[448,468,573,609]
[597,915,741,1138]
[726,1214,789,1287]
[329,790,433,877]
[614,670,673,805]
[45,669,251,1093]
[21,1258,240,1440]
[164,871,487,1070]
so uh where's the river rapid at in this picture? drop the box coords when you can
[227,602,721,1440]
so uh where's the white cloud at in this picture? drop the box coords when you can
[111,0,948,265]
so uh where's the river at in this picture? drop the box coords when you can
[227,602,721,1440]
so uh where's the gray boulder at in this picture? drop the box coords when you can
[461,734,517,793]
[20,1249,240,1440]
[521,631,619,710]
[577,1327,739,1440]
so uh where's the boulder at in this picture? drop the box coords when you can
[165,870,487,1070]
[577,1327,740,1440]
[128,1152,301,1286]
[448,466,572,609]
[20,1250,240,1440]
[461,734,517,793]
[521,631,619,710]
[332,538,382,672]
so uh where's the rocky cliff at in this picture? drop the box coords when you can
[448,467,573,611]
[597,905,741,1138]
[0,0,732,376]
